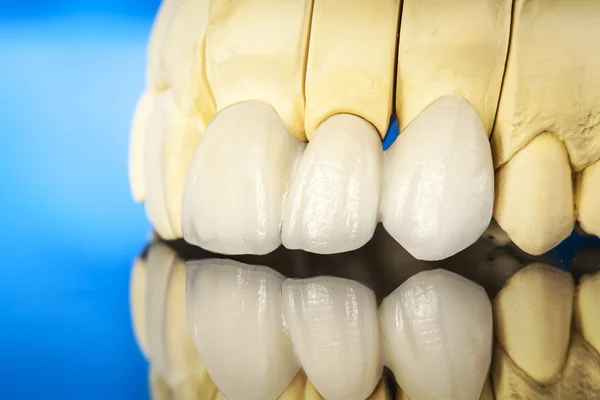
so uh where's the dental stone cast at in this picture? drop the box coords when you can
[130,0,600,260]
[281,276,382,400]
[185,259,300,400]
[379,269,493,400]
[381,96,494,261]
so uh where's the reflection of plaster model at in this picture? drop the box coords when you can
[129,0,600,260]
[131,239,600,399]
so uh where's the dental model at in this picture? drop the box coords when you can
[131,232,600,399]
[129,0,600,259]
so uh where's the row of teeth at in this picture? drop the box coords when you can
[128,0,600,260]
[130,241,600,400]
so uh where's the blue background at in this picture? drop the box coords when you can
[0,1,159,399]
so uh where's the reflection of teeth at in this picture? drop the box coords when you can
[492,266,600,398]
[494,133,575,256]
[576,159,600,237]
[381,96,494,261]
[282,115,383,254]
[493,263,574,383]
[186,259,300,400]
[395,0,512,134]
[182,101,305,255]
[130,257,149,358]
[282,277,382,399]
[379,269,493,400]
[144,243,205,386]
[574,271,600,355]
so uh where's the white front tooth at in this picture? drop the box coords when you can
[129,91,155,203]
[182,100,305,255]
[281,277,382,400]
[144,92,175,240]
[282,114,382,254]
[380,96,494,261]
[379,269,493,400]
[186,259,300,400]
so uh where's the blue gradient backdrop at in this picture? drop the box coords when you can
[0,1,160,399]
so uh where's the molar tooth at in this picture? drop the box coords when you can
[282,114,382,254]
[282,276,382,400]
[182,100,305,255]
[576,159,600,238]
[380,96,494,261]
[493,263,575,383]
[186,259,300,400]
[379,269,493,400]
[494,133,575,255]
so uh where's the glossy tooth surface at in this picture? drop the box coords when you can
[379,269,493,400]
[145,243,205,386]
[494,133,575,256]
[186,259,300,400]
[282,114,382,254]
[396,0,512,134]
[183,101,305,255]
[576,159,600,237]
[282,277,382,400]
[146,0,179,90]
[144,92,175,240]
[381,96,494,261]
[493,263,574,383]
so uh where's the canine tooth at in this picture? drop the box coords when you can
[494,133,575,255]
[379,269,493,400]
[576,159,600,237]
[130,257,149,358]
[144,92,175,240]
[183,101,305,255]
[575,271,600,354]
[493,263,574,383]
[304,0,400,139]
[282,114,382,254]
[145,243,205,387]
[396,0,511,133]
[160,0,214,122]
[129,91,154,203]
[186,259,300,400]
[206,0,312,140]
[492,0,600,171]
[282,276,382,400]
[380,96,494,261]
